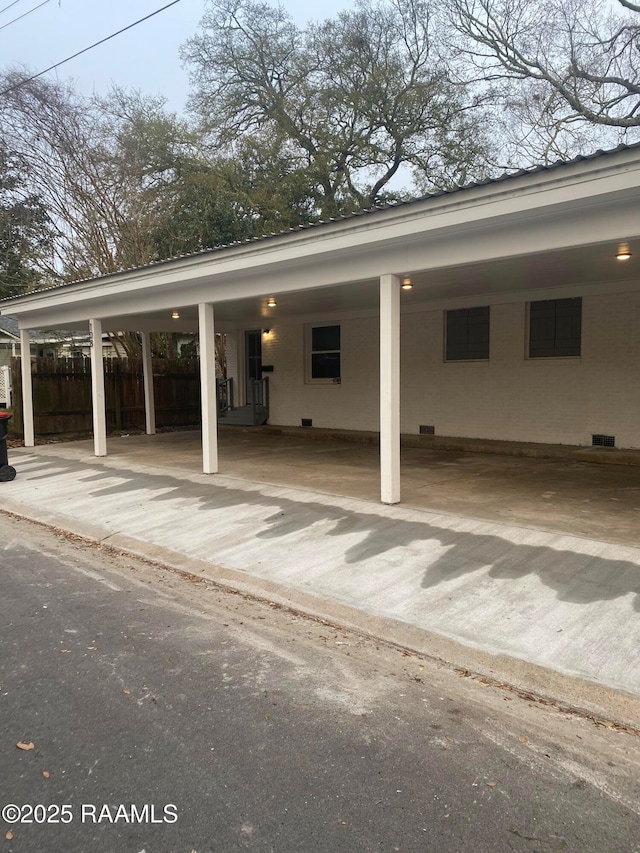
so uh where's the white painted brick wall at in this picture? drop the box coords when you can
[264,317,379,430]
[260,289,640,449]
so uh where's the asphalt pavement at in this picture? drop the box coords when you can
[1,517,638,853]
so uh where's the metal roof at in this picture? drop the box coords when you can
[2,141,639,305]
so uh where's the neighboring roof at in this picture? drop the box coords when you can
[0,315,96,343]
[1,141,639,308]
[0,316,19,338]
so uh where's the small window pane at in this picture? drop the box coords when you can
[312,352,340,379]
[246,333,260,358]
[312,325,340,352]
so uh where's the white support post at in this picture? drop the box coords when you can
[380,274,401,504]
[89,318,107,457]
[19,329,34,447]
[140,332,156,435]
[198,302,218,474]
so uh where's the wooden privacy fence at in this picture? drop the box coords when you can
[10,357,201,436]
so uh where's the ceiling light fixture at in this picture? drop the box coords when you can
[402,277,413,290]
[616,250,632,261]
[171,310,180,319]
[267,297,277,307]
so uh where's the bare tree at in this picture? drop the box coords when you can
[0,142,50,298]
[182,0,496,215]
[0,75,185,285]
[0,76,201,355]
[448,0,640,156]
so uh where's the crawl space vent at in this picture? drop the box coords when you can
[592,434,615,448]
[301,418,313,427]
[419,425,435,435]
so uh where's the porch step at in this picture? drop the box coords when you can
[218,405,268,426]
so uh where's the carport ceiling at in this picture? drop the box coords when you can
[102,239,639,331]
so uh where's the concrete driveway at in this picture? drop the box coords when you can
[89,427,640,547]
[3,427,640,720]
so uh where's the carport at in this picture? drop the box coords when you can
[2,144,640,506]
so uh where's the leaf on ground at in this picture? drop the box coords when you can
[16,741,34,751]
[42,771,50,778]
[122,689,131,695]
[486,781,497,787]
[5,831,13,840]
[519,736,528,743]
[59,649,70,654]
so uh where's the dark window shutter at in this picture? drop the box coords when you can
[446,310,468,360]
[529,300,556,357]
[530,298,581,357]
[466,306,490,359]
[446,307,489,360]
[554,298,581,356]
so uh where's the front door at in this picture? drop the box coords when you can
[245,330,262,402]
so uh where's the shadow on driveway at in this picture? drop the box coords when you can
[16,454,640,613]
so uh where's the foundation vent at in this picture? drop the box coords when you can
[301,418,313,427]
[419,425,435,435]
[592,434,615,448]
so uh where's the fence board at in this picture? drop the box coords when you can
[10,357,201,437]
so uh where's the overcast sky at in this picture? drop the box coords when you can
[1,0,347,113]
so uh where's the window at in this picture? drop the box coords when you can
[309,324,340,381]
[445,307,490,361]
[529,298,581,358]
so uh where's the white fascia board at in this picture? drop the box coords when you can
[3,149,640,328]
[9,191,639,331]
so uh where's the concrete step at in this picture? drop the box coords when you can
[218,406,268,426]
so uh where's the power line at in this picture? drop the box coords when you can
[0,0,28,15]
[0,0,183,97]
[0,0,51,32]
